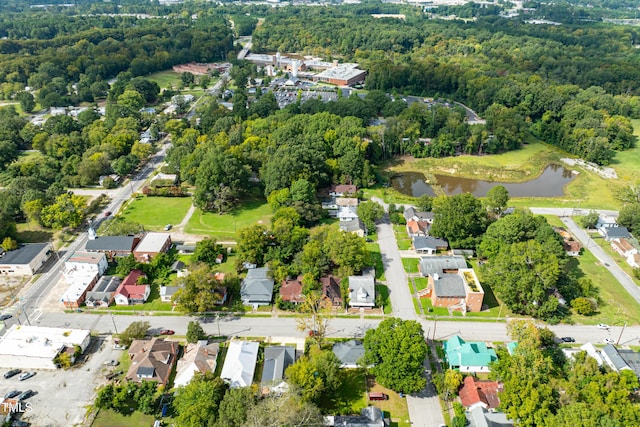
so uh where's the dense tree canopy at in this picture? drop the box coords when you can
[430,193,489,249]
[363,318,428,393]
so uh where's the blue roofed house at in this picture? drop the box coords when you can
[240,267,274,308]
[261,345,296,392]
[412,235,448,255]
[444,335,497,373]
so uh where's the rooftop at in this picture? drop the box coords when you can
[0,325,90,360]
[134,232,171,253]
[333,340,365,367]
[261,345,296,385]
[67,251,106,264]
[0,243,50,265]
[419,256,467,277]
[315,64,366,81]
[86,236,138,252]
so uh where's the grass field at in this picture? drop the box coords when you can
[376,285,392,314]
[120,196,192,231]
[402,258,420,273]
[367,242,386,281]
[146,70,182,89]
[610,118,640,183]
[185,199,272,241]
[91,409,155,427]
[568,251,640,325]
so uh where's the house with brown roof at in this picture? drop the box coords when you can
[174,341,220,387]
[280,276,305,304]
[611,238,637,258]
[114,270,150,305]
[419,256,484,313]
[126,338,178,386]
[628,253,640,269]
[321,276,343,307]
[563,240,583,257]
[459,375,502,410]
[329,184,357,197]
[406,220,429,237]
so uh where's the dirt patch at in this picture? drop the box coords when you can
[0,276,28,308]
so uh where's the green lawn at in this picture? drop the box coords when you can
[375,285,392,314]
[146,70,182,89]
[92,409,155,427]
[100,284,173,312]
[413,277,429,291]
[366,376,411,427]
[591,235,640,287]
[321,368,367,414]
[568,251,640,325]
[185,199,273,241]
[120,196,192,231]
[402,258,420,273]
[611,118,640,182]
[367,242,386,281]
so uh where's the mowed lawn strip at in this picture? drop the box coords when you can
[185,199,272,240]
[91,408,155,427]
[120,196,192,230]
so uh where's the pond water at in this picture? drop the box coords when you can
[391,164,576,198]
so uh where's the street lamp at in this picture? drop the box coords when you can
[216,313,221,338]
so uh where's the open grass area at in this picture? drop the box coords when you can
[590,235,640,287]
[366,376,411,427]
[610,118,640,183]
[568,251,640,325]
[367,242,386,281]
[100,284,173,312]
[185,199,273,241]
[375,284,392,314]
[321,368,368,414]
[15,222,54,243]
[413,277,428,291]
[91,408,155,427]
[393,224,412,250]
[146,70,182,89]
[402,258,420,273]
[120,196,192,231]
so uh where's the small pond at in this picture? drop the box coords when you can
[391,164,576,198]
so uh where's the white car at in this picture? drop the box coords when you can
[597,324,610,329]
[604,338,615,345]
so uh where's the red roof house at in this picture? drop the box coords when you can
[280,276,305,304]
[114,270,150,305]
[459,376,502,410]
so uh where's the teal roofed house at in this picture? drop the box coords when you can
[444,335,497,373]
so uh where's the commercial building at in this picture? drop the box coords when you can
[0,325,90,370]
[312,64,367,86]
[133,232,172,263]
[0,243,53,276]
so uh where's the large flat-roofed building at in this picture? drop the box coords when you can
[312,65,367,86]
[0,243,53,276]
[0,325,91,370]
[85,236,140,258]
[64,251,108,278]
[133,233,172,263]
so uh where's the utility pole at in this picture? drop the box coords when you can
[110,312,118,335]
[617,321,627,346]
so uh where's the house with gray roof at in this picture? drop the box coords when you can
[240,267,275,307]
[348,275,375,308]
[412,235,448,255]
[601,344,632,373]
[340,219,367,237]
[0,243,53,276]
[85,236,140,257]
[327,406,390,427]
[418,256,468,277]
[261,346,296,388]
[160,286,181,303]
[598,226,632,241]
[418,256,485,312]
[84,276,121,308]
[404,207,435,224]
[333,340,365,368]
[466,406,513,427]
[618,349,640,379]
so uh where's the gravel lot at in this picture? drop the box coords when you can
[0,335,123,426]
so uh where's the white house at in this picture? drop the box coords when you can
[348,275,376,308]
[64,251,108,279]
[337,206,359,222]
[220,341,259,388]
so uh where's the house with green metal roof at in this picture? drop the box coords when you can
[444,335,497,373]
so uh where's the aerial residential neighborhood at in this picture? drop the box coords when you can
[1,0,640,426]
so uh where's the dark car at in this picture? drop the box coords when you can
[4,390,20,399]
[561,337,575,343]
[159,329,175,336]
[4,369,21,379]
[104,211,112,217]
[0,314,12,321]
[16,390,33,401]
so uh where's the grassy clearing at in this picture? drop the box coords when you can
[120,196,192,230]
[185,199,272,241]
[610,118,640,183]
[91,408,155,427]
[16,222,54,243]
[568,251,640,325]
[366,376,411,427]
[402,258,420,273]
[146,70,182,88]
[367,242,386,281]
[321,369,368,414]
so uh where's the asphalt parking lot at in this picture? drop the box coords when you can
[0,335,123,427]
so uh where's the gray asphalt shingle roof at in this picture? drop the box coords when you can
[333,340,364,367]
[0,243,49,265]
[261,346,295,384]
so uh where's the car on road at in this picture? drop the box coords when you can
[104,211,112,217]
[103,360,120,366]
[0,314,12,321]
[604,338,616,345]
[4,390,20,399]
[597,324,610,329]
[561,337,576,343]
[4,369,21,379]
[159,329,175,335]
[105,370,123,381]
[16,390,33,401]
[18,372,36,381]
[164,224,172,230]
[113,344,127,350]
